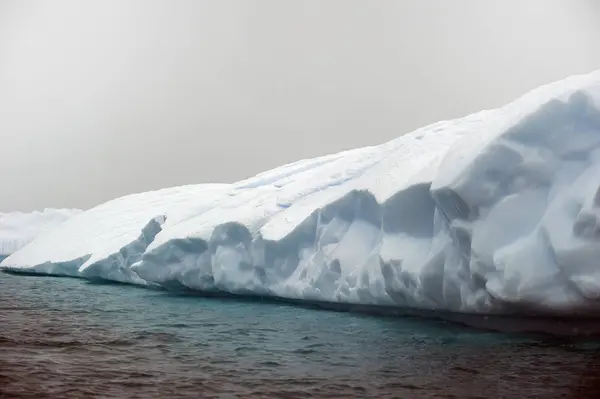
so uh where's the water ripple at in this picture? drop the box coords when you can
[2,273,600,398]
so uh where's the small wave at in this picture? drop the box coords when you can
[292,348,318,355]
[258,361,282,367]
[157,323,192,329]
[0,336,134,349]
[132,331,181,343]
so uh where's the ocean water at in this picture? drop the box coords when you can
[2,272,600,398]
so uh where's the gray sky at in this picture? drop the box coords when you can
[1,0,599,212]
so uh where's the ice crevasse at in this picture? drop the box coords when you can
[2,70,600,316]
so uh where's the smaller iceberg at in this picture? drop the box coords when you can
[0,208,82,259]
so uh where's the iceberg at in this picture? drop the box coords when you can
[2,70,600,317]
[0,208,82,259]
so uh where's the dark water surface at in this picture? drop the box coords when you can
[2,273,600,398]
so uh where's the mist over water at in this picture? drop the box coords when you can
[0,0,599,211]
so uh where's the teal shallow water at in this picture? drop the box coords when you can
[2,272,600,398]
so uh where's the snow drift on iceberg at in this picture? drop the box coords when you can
[2,70,600,316]
[0,209,82,257]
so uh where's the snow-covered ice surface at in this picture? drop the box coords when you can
[0,209,82,256]
[1,185,229,283]
[3,70,600,316]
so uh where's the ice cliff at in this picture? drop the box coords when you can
[2,70,600,316]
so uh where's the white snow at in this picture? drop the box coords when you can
[0,209,82,256]
[0,209,82,255]
[1,185,229,281]
[2,70,600,316]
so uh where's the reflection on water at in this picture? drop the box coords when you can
[1,272,600,398]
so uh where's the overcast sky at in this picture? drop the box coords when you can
[0,0,599,212]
